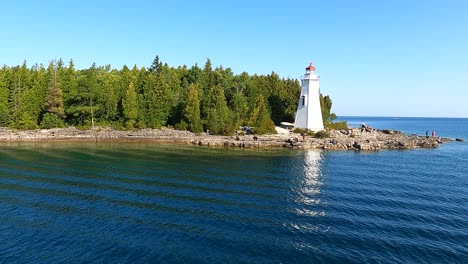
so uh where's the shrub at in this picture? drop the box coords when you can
[293,128,315,136]
[136,120,147,129]
[326,121,348,130]
[40,113,65,129]
[76,124,92,130]
[112,122,126,131]
[313,130,330,138]
[175,121,188,131]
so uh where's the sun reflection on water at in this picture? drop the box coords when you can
[287,150,329,248]
[288,150,327,218]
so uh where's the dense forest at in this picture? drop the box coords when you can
[0,56,337,135]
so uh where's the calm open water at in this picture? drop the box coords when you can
[0,117,467,263]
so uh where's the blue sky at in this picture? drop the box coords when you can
[1,0,467,117]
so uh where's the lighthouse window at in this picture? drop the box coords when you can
[302,96,306,106]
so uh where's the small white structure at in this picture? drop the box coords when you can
[294,62,324,131]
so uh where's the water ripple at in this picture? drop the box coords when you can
[0,143,467,263]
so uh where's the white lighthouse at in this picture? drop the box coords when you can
[294,62,324,131]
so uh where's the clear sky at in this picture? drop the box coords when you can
[1,0,467,117]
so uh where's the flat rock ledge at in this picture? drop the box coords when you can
[0,127,455,151]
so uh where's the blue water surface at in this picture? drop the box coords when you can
[0,117,467,263]
[338,116,468,139]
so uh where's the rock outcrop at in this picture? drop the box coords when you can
[0,126,455,151]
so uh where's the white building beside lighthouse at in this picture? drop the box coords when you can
[294,62,324,131]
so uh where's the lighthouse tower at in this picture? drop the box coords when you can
[294,62,324,131]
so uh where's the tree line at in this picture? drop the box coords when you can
[0,56,337,134]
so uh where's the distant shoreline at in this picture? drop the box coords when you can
[0,127,457,151]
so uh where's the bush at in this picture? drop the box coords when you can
[219,123,238,136]
[40,113,65,129]
[0,113,9,127]
[175,121,188,131]
[136,120,147,129]
[76,124,92,130]
[95,120,113,129]
[313,130,330,138]
[125,120,136,130]
[252,123,276,135]
[293,128,315,136]
[111,122,126,131]
[326,121,348,130]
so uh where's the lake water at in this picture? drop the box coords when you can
[0,117,467,263]
[338,116,468,140]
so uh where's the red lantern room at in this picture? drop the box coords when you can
[305,62,316,73]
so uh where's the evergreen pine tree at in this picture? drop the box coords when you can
[249,95,276,134]
[201,58,214,118]
[231,91,249,126]
[123,82,138,128]
[182,83,202,132]
[9,61,29,127]
[66,66,99,126]
[14,63,47,129]
[44,61,65,117]
[145,64,178,128]
[0,66,11,126]
[41,61,66,128]
[102,70,120,122]
[63,59,79,124]
[148,55,160,73]
[320,94,336,125]
[205,84,233,135]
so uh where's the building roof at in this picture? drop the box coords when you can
[306,62,316,71]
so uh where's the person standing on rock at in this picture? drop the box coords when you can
[432,131,436,138]
[426,130,429,138]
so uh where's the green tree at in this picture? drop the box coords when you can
[66,64,103,126]
[249,95,276,134]
[320,94,336,125]
[145,69,170,128]
[101,69,121,122]
[44,61,65,118]
[186,64,203,86]
[0,66,11,126]
[201,58,214,118]
[231,90,249,126]
[14,63,47,129]
[123,82,138,128]
[182,84,202,132]
[145,64,180,128]
[62,60,78,123]
[205,84,233,135]
[9,61,30,126]
[148,55,160,73]
[17,88,40,129]
[41,61,66,128]
[213,66,234,101]
[202,58,214,91]
[283,79,301,122]
[133,66,148,128]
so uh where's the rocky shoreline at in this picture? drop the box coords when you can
[0,126,458,151]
